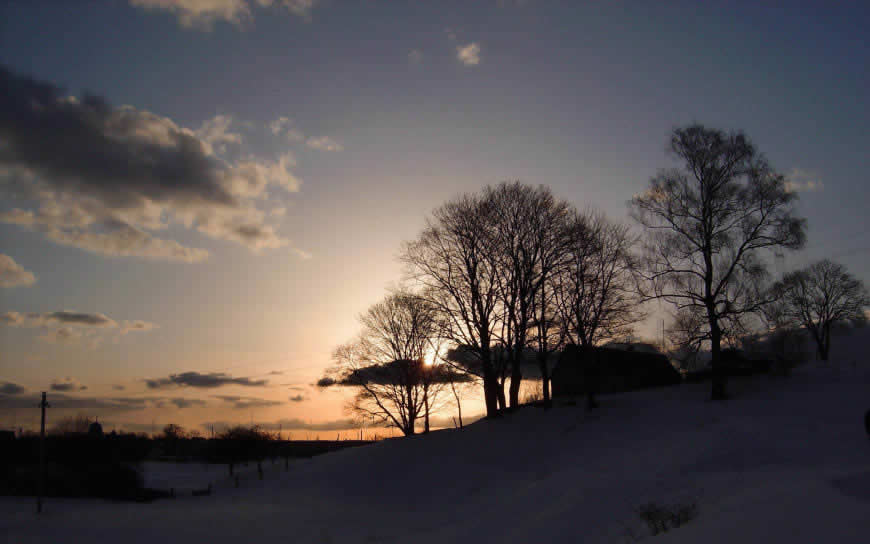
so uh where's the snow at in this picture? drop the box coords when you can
[2,363,868,543]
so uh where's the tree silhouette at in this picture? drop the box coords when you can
[630,124,805,399]
[772,259,869,361]
[322,292,471,435]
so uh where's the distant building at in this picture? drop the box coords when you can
[552,344,682,397]
[88,418,104,437]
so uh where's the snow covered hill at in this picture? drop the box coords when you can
[2,364,869,543]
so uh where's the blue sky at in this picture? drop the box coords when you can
[1,0,868,433]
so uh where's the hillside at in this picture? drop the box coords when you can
[2,364,869,543]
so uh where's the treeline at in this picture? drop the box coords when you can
[1,422,369,501]
[321,123,869,434]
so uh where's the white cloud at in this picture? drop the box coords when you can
[0,254,36,287]
[457,43,481,66]
[306,136,343,152]
[784,168,824,193]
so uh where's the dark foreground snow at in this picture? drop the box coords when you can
[2,364,869,543]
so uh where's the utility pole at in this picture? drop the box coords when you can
[37,392,49,514]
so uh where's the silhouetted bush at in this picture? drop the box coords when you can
[0,432,153,500]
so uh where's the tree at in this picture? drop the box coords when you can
[486,182,572,407]
[630,124,806,399]
[772,259,869,361]
[553,209,641,349]
[321,292,471,435]
[402,194,502,417]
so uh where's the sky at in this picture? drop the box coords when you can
[1,0,868,435]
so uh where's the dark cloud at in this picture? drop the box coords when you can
[0,381,26,395]
[145,371,268,389]
[50,377,88,392]
[213,395,283,409]
[0,66,300,261]
[112,384,126,391]
[0,393,156,412]
[288,394,306,402]
[169,397,207,409]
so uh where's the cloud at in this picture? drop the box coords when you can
[129,0,252,29]
[195,114,242,155]
[121,320,159,334]
[130,0,318,30]
[169,397,207,408]
[213,395,283,409]
[1,310,117,328]
[202,417,359,432]
[145,371,268,389]
[784,168,824,193]
[268,116,304,142]
[408,49,423,64]
[456,43,481,66]
[112,384,126,391]
[0,66,305,262]
[306,136,343,152]
[0,254,36,287]
[0,393,164,412]
[0,382,26,395]
[50,377,88,392]
[288,394,306,402]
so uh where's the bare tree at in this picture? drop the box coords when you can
[321,292,469,435]
[630,124,806,399]
[772,259,869,361]
[402,194,503,417]
[487,182,573,407]
[553,209,641,349]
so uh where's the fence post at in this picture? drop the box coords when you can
[37,392,49,514]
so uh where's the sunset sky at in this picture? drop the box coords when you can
[1,0,868,435]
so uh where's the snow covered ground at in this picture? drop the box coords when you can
[2,363,868,543]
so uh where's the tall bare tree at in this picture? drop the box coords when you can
[772,259,869,361]
[630,124,806,399]
[553,209,641,348]
[402,194,503,417]
[487,182,572,408]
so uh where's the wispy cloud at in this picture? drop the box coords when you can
[288,394,307,402]
[0,254,36,288]
[268,116,304,142]
[213,395,283,409]
[145,371,268,389]
[784,168,824,193]
[306,136,343,152]
[457,43,481,66]
[129,0,318,30]
[130,0,252,29]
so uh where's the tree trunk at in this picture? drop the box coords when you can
[423,383,430,433]
[508,361,522,408]
[482,360,499,417]
[710,321,727,400]
[496,384,506,411]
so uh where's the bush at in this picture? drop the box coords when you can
[637,500,698,535]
